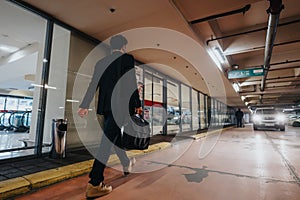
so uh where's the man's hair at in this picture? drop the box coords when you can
[110,35,128,50]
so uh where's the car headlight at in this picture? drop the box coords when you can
[253,114,262,122]
[276,114,286,122]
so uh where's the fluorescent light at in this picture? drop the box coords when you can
[30,83,57,90]
[66,99,79,103]
[207,49,223,72]
[207,47,226,72]
[213,47,225,64]
[31,83,44,88]
[45,84,57,90]
[233,82,240,92]
[0,44,19,53]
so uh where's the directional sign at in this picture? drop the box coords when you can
[228,68,264,79]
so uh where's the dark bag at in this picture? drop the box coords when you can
[122,114,151,150]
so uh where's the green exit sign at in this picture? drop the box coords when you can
[228,68,264,79]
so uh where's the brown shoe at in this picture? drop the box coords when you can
[86,182,112,198]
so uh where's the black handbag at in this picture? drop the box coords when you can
[122,114,151,150]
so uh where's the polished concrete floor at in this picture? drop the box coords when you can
[16,124,300,200]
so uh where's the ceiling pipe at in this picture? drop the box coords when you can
[189,4,251,24]
[206,17,300,45]
[269,65,300,71]
[241,75,300,84]
[224,39,300,56]
[269,58,300,66]
[260,0,284,92]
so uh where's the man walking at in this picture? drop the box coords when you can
[78,35,142,198]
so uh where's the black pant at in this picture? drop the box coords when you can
[237,118,243,127]
[89,112,130,186]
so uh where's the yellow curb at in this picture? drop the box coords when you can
[0,134,217,199]
[128,142,171,155]
[0,141,171,198]
[23,159,93,189]
[0,177,30,199]
[192,126,234,140]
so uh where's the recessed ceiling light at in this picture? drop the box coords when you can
[232,64,239,69]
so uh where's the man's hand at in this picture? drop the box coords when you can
[78,108,89,118]
[135,107,143,115]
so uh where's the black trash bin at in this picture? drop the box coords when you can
[50,119,68,158]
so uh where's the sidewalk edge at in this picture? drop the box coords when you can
[0,141,171,199]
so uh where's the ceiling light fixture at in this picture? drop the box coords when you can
[232,82,240,92]
[0,44,19,53]
[232,64,239,69]
[207,48,223,72]
[66,99,79,103]
[213,47,225,64]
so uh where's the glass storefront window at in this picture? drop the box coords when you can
[216,100,220,126]
[181,84,191,132]
[5,97,19,110]
[167,80,180,134]
[152,75,164,135]
[192,89,199,131]
[60,32,102,149]
[144,71,153,128]
[41,24,71,152]
[144,70,165,136]
[0,97,5,110]
[199,93,206,129]
[0,1,47,159]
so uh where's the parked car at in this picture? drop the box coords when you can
[252,107,286,131]
[292,119,300,127]
[287,115,300,127]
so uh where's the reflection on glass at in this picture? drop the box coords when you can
[201,94,208,129]
[167,80,179,134]
[144,71,165,136]
[0,97,5,110]
[152,76,164,135]
[43,24,71,148]
[192,89,199,130]
[6,97,19,110]
[0,0,46,158]
[199,93,205,129]
[181,84,191,132]
[144,71,152,128]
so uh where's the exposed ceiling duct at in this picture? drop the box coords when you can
[261,0,284,91]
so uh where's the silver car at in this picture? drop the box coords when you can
[252,107,286,131]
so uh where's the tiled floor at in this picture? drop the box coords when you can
[0,148,93,181]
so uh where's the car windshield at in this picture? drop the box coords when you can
[256,109,277,114]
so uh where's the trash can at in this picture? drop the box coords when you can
[50,119,68,158]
